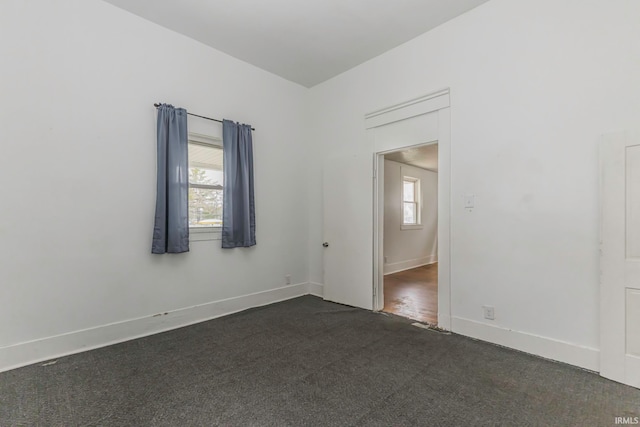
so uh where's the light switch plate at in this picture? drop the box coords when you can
[464,194,475,209]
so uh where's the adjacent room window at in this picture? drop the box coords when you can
[188,133,223,231]
[402,176,420,226]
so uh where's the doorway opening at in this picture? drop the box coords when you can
[378,143,438,324]
[361,90,450,328]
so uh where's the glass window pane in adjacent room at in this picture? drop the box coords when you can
[403,180,415,202]
[404,202,416,224]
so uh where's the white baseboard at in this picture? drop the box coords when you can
[384,255,437,275]
[307,282,324,297]
[2,285,599,375]
[0,282,311,373]
[451,316,599,372]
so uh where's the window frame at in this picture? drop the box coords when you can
[401,174,422,230]
[188,132,223,241]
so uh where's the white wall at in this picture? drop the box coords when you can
[4,0,640,373]
[308,0,640,368]
[384,160,438,274]
[0,0,309,369]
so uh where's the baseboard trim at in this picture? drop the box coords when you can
[307,282,324,297]
[2,286,599,374]
[451,316,599,372]
[0,282,311,373]
[384,256,437,275]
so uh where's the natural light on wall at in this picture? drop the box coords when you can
[188,134,223,228]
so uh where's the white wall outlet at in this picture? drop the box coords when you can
[285,274,291,285]
[483,306,495,320]
[384,256,388,263]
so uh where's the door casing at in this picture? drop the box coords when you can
[368,90,451,329]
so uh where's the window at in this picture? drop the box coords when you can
[188,133,223,236]
[402,176,421,227]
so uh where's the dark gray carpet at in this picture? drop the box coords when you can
[1,296,639,426]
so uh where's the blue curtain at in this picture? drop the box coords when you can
[151,104,189,254]
[222,119,256,248]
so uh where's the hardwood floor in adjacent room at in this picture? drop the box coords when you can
[383,263,437,324]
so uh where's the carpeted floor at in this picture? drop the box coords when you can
[1,296,639,426]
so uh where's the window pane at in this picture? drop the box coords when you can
[189,144,223,186]
[403,180,415,202]
[403,202,416,224]
[189,188,223,227]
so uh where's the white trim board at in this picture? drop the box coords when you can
[384,256,437,275]
[0,282,312,373]
[1,280,598,374]
[365,89,450,129]
[307,282,324,297]
[451,316,599,372]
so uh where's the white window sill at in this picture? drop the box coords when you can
[401,224,423,231]
[190,227,222,241]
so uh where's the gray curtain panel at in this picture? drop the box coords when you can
[222,119,256,248]
[151,104,189,254]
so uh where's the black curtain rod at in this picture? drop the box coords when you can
[153,103,255,131]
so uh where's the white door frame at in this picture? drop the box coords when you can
[368,89,451,330]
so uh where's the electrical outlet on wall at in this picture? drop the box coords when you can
[285,274,291,285]
[482,306,495,320]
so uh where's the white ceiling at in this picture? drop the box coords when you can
[385,144,438,171]
[102,0,490,87]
